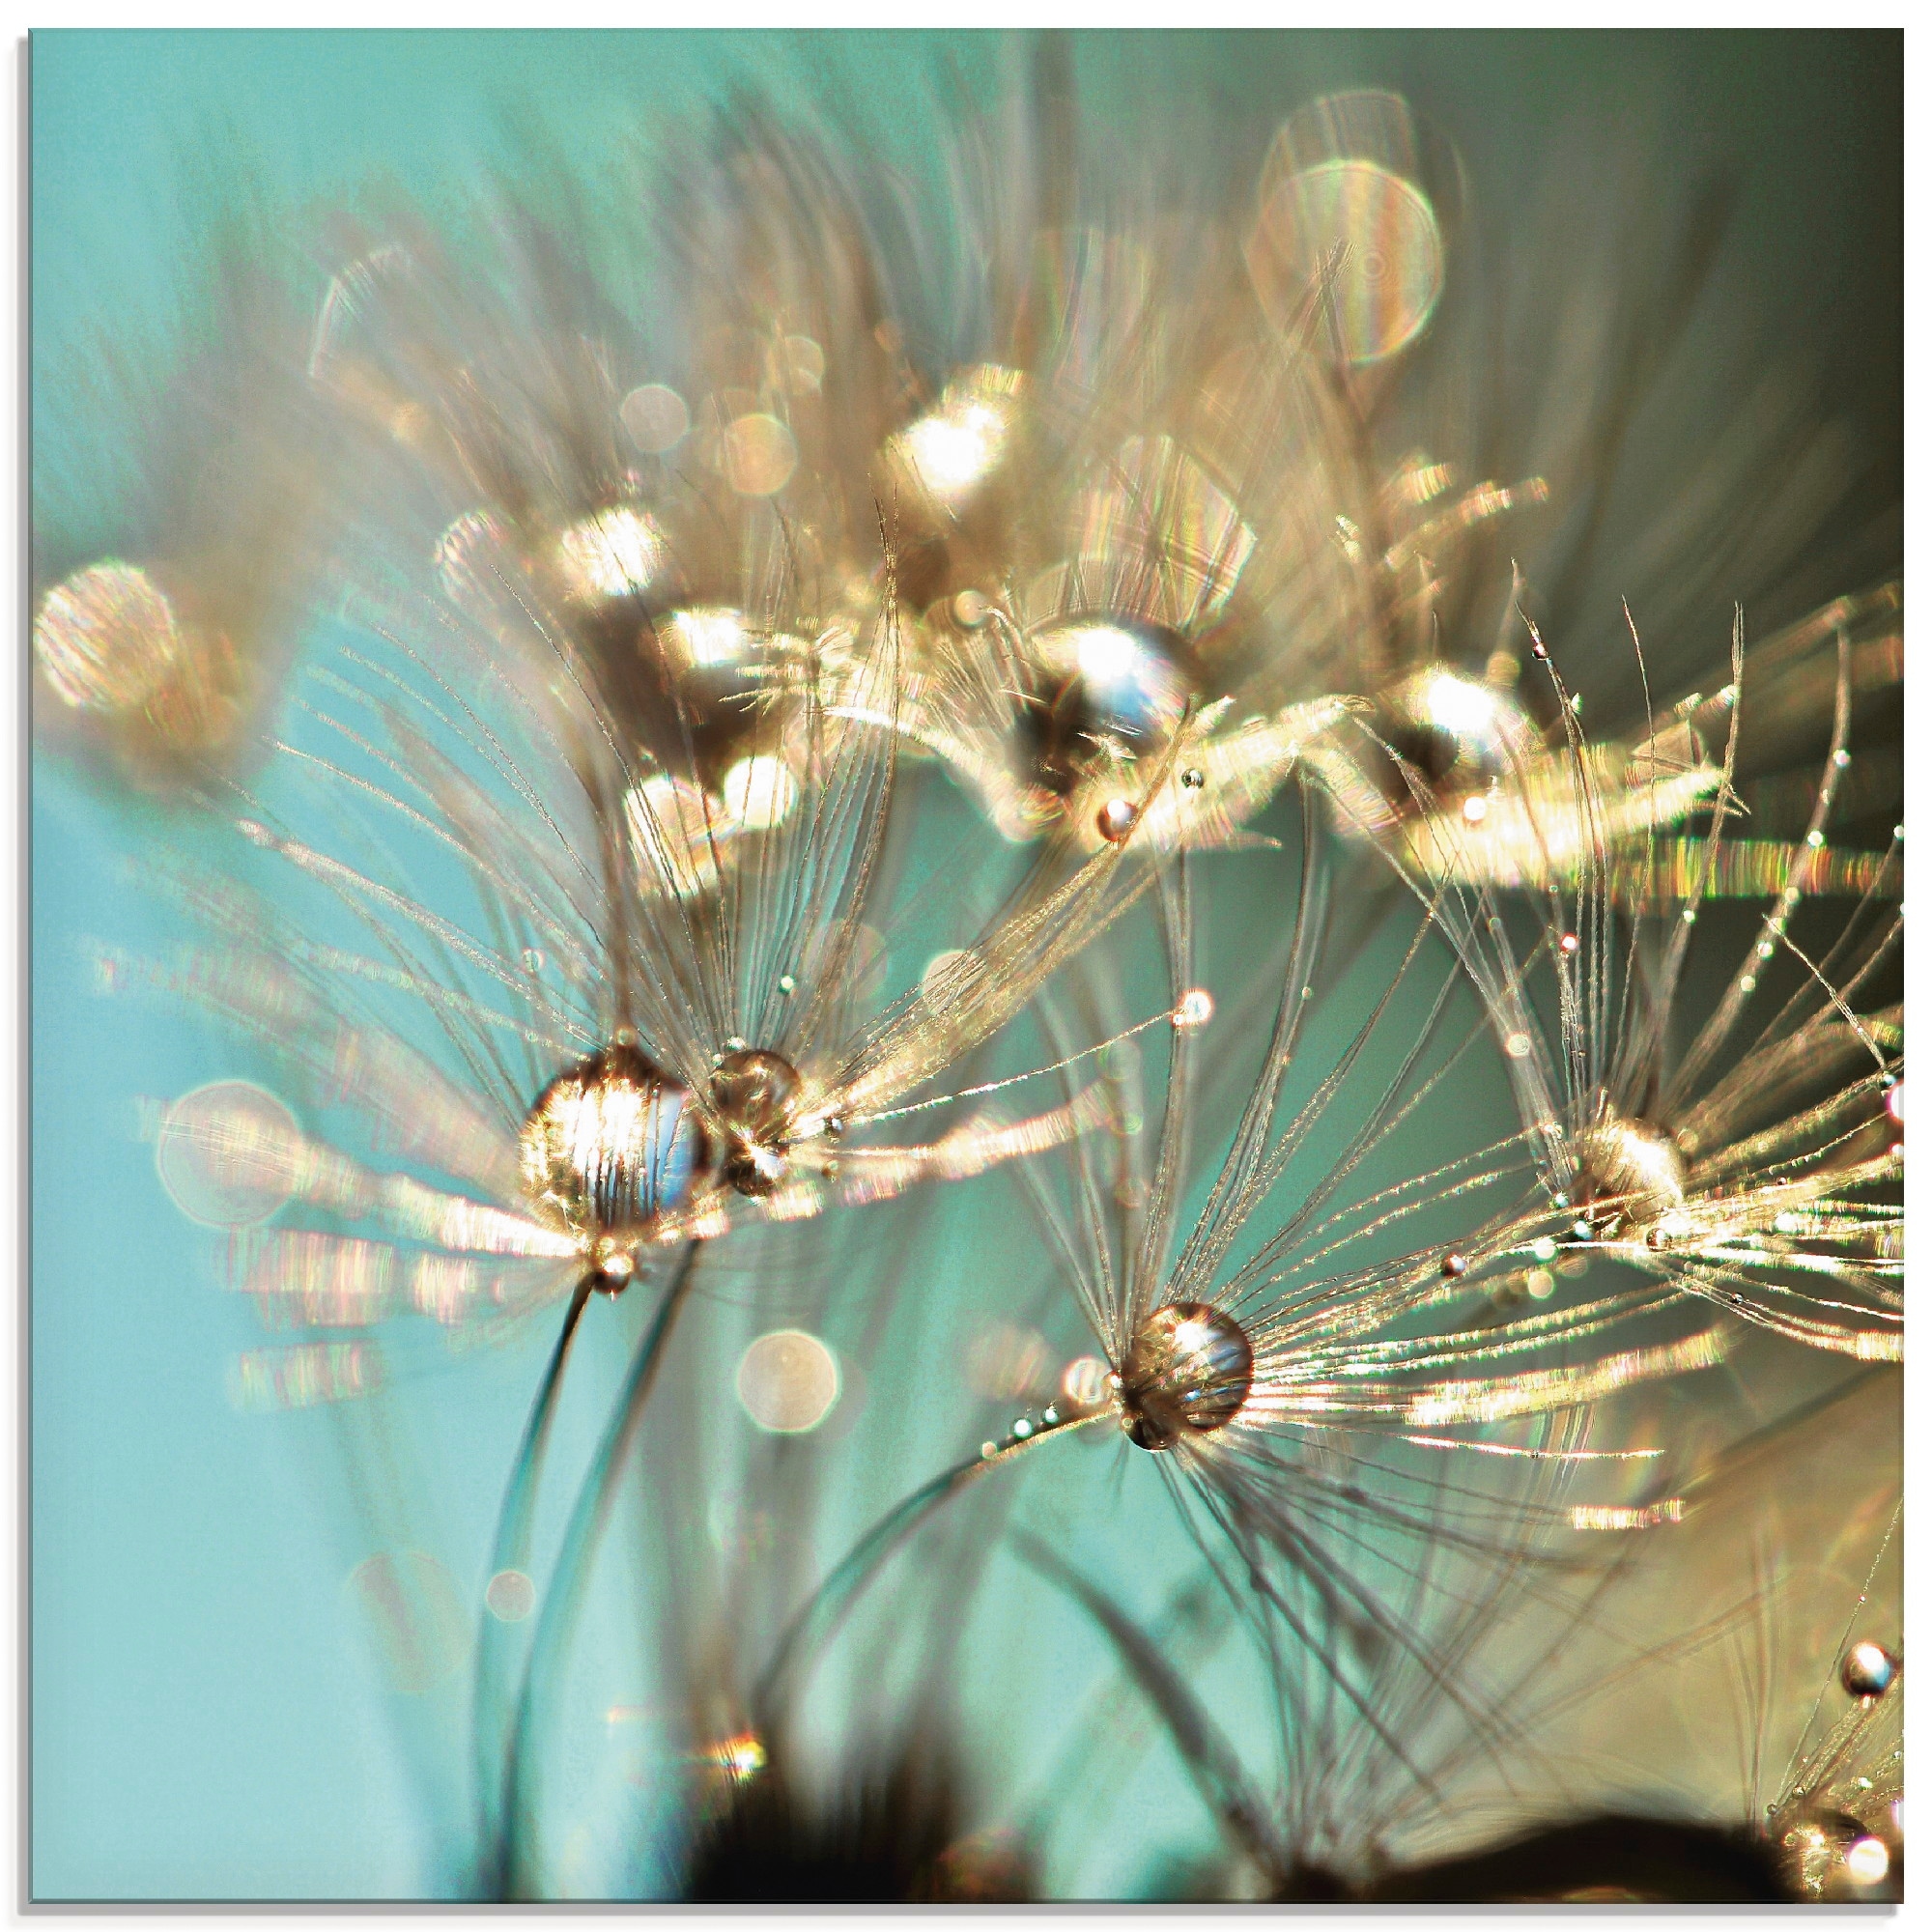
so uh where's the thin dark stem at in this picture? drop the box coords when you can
[487,1242,702,1899]
[1010,1527,1283,1880]
[469,1273,596,1876]
[751,1410,1104,1734]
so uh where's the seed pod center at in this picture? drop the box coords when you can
[1570,1116,1687,1236]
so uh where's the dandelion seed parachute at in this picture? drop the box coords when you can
[1361,624,1906,1363]
[747,796,1779,1895]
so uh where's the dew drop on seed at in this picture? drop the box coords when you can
[1840,1641,1898,1700]
[1120,1303,1254,1452]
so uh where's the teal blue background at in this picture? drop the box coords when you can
[31,28,1902,1900]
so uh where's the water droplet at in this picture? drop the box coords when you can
[1251,110,1445,363]
[922,948,974,1001]
[710,1048,802,1198]
[1559,932,1579,954]
[1174,988,1215,1030]
[594,1247,636,1290]
[1180,767,1206,789]
[1096,797,1139,843]
[777,974,796,995]
[1841,1640,1898,1700]
[1120,1303,1254,1452]
[1440,1251,1469,1278]
[520,1042,706,1240]
[967,1321,1053,1403]
[523,948,545,975]
[721,753,799,831]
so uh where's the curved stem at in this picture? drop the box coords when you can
[487,1242,702,1898]
[752,1407,1106,1732]
[469,1274,596,1862]
[1010,1526,1282,1879]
